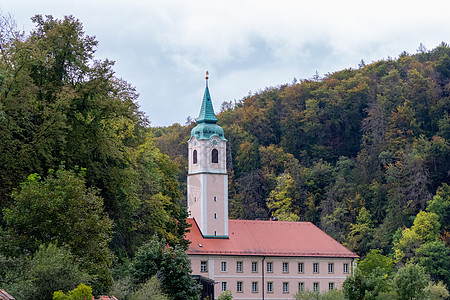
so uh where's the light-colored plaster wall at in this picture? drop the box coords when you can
[190,255,354,300]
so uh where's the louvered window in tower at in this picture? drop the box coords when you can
[211,149,218,163]
[193,150,197,164]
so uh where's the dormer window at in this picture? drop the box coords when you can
[212,149,218,163]
[193,150,197,164]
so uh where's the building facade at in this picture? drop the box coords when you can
[185,75,357,300]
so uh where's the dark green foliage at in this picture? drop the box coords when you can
[0,244,90,300]
[393,264,430,300]
[131,237,200,300]
[0,14,190,297]
[414,240,450,285]
[156,43,450,262]
[3,168,112,291]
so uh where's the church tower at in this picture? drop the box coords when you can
[187,73,228,238]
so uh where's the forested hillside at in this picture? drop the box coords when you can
[154,43,450,283]
[0,15,197,299]
[1,12,449,300]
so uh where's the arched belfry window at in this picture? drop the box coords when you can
[211,149,218,163]
[193,150,197,164]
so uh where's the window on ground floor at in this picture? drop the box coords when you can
[237,281,243,293]
[329,282,335,290]
[222,282,227,292]
[313,282,319,292]
[283,282,289,294]
[267,282,273,293]
[252,282,258,293]
[298,282,304,292]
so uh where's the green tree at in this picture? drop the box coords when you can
[131,237,200,300]
[357,249,394,277]
[343,269,367,300]
[217,290,233,300]
[427,183,450,232]
[128,277,169,300]
[424,281,450,300]
[346,207,375,255]
[414,240,450,285]
[1,244,90,300]
[411,211,441,243]
[266,172,301,221]
[393,264,430,300]
[3,168,112,291]
[393,228,422,264]
[53,283,93,300]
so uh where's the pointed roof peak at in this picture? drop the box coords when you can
[196,71,218,124]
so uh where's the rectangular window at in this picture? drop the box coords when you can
[267,262,273,273]
[222,282,227,292]
[283,262,289,273]
[313,262,319,273]
[282,282,289,293]
[329,282,335,290]
[236,261,243,273]
[214,196,217,202]
[214,213,217,219]
[252,261,258,273]
[328,263,334,274]
[201,261,207,272]
[313,282,319,292]
[343,263,349,274]
[237,281,243,293]
[298,262,304,273]
[298,282,304,292]
[267,282,273,293]
[221,261,227,272]
[252,282,258,293]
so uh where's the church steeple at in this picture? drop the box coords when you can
[190,72,226,141]
[187,72,228,238]
[196,72,218,124]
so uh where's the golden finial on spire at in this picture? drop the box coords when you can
[205,71,209,80]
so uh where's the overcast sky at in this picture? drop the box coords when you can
[2,1,450,126]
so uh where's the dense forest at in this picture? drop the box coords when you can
[154,40,450,296]
[0,13,449,300]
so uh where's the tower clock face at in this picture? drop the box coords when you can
[210,139,218,147]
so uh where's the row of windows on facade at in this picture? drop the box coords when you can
[192,149,219,164]
[221,281,335,293]
[201,261,349,274]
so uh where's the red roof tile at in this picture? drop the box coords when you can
[0,290,15,300]
[186,218,358,258]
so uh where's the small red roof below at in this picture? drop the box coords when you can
[0,290,15,300]
[186,218,358,258]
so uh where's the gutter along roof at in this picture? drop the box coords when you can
[186,218,358,258]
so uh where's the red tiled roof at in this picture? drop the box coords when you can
[186,218,358,258]
[93,296,118,300]
[0,290,15,300]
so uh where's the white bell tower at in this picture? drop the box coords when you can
[187,73,228,238]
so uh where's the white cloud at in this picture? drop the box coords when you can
[3,0,450,125]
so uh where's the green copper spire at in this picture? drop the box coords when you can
[190,72,226,141]
[196,72,218,124]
